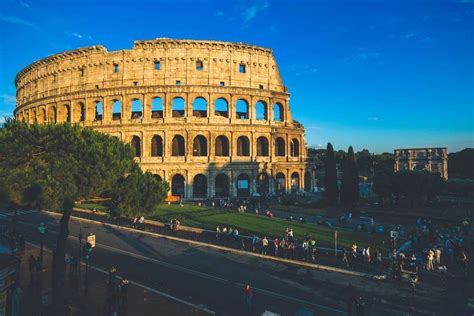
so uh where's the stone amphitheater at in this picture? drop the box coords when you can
[14,38,315,199]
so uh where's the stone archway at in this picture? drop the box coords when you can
[171,174,185,197]
[215,174,230,197]
[236,173,250,197]
[193,174,207,198]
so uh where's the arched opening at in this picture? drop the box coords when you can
[290,138,300,157]
[215,135,229,156]
[172,135,185,156]
[214,98,228,118]
[151,97,163,118]
[64,104,71,122]
[193,174,207,198]
[291,172,300,192]
[112,100,121,120]
[256,136,269,156]
[131,136,141,158]
[237,173,250,197]
[131,99,143,119]
[215,174,230,197]
[33,110,37,124]
[237,136,250,156]
[275,172,286,192]
[304,171,312,192]
[151,135,163,157]
[171,174,185,197]
[172,97,185,118]
[274,103,284,122]
[236,99,249,119]
[95,101,103,121]
[256,172,269,195]
[275,137,285,156]
[255,101,268,120]
[192,97,207,118]
[79,103,85,122]
[49,106,57,123]
[193,135,207,156]
[153,174,163,183]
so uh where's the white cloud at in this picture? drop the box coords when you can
[241,0,270,24]
[0,14,36,28]
[368,117,379,121]
[19,1,31,10]
[73,32,83,39]
[0,94,16,106]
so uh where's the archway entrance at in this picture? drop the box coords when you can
[215,174,229,197]
[291,172,300,192]
[304,171,312,192]
[237,173,250,197]
[193,174,207,198]
[256,172,269,195]
[171,174,185,197]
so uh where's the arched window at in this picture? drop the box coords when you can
[304,171,312,192]
[290,138,300,157]
[215,174,230,197]
[172,135,185,156]
[79,103,85,122]
[291,172,300,192]
[237,173,250,197]
[193,135,207,156]
[49,106,57,123]
[33,110,37,124]
[151,97,163,118]
[153,174,163,183]
[237,136,250,156]
[171,174,185,197]
[64,104,71,122]
[275,137,285,156]
[275,172,286,192]
[151,135,163,157]
[215,135,229,156]
[256,172,269,194]
[256,136,269,156]
[255,101,268,120]
[193,174,207,198]
[235,99,249,119]
[214,98,228,117]
[95,101,103,121]
[112,100,121,120]
[172,97,185,118]
[131,99,143,119]
[273,103,284,121]
[131,136,141,158]
[192,97,207,118]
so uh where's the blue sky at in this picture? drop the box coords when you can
[0,0,472,153]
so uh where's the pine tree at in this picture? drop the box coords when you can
[324,143,338,204]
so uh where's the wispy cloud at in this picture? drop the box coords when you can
[346,48,381,63]
[19,1,31,10]
[0,14,36,28]
[241,0,270,24]
[215,11,224,17]
[67,32,92,40]
[368,117,379,121]
[0,94,16,106]
[286,64,319,76]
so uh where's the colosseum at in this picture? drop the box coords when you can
[14,38,315,199]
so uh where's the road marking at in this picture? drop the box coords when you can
[25,241,216,315]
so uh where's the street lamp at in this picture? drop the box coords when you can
[37,222,46,259]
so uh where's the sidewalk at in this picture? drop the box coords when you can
[17,244,210,315]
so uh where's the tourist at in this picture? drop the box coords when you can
[435,248,441,265]
[244,284,252,310]
[233,228,239,240]
[262,236,269,255]
[273,238,279,256]
[252,235,259,253]
[302,240,309,261]
[309,239,316,261]
[138,216,145,229]
[366,246,371,264]
[426,249,434,271]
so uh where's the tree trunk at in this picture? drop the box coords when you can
[52,198,74,300]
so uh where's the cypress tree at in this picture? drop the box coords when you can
[341,146,359,207]
[324,143,338,204]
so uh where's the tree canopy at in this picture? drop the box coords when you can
[324,143,338,204]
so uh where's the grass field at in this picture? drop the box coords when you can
[76,202,388,251]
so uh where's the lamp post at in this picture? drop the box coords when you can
[37,222,46,259]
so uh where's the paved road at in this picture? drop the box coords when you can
[1,209,458,316]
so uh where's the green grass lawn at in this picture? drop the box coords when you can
[76,202,388,251]
[150,204,388,251]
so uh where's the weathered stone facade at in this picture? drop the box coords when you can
[394,147,448,180]
[14,38,314,198]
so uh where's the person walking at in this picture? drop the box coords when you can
[261,236,268,255]
[435,248,441,265]
[244,284,252,311]
[426,249,434,271]
[273,238,279,257]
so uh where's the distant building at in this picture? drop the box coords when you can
[394,147,448,180]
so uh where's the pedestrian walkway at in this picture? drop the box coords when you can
[17,244,211,315]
